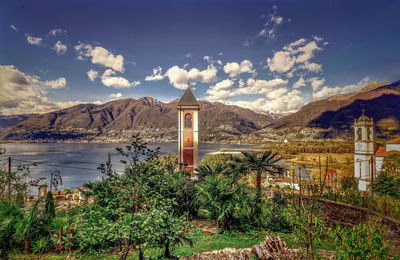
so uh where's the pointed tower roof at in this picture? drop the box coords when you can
[177,88,199,106]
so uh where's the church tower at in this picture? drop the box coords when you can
[354,109,375,191]
[178,88,199,175]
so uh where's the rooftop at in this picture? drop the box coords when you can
[387,136,400,144]
[177,88,199,106]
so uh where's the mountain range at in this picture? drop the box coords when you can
[1,80,400,142]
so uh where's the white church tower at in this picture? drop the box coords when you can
[354,109,375,191]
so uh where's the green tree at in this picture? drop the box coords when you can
[371,171,400,199]
[0,200,22,259]
[239,151,282,193]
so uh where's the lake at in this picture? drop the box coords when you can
[0,142,258,191]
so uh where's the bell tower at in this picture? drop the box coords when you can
[354,109,375,191]
[178,88,199,174]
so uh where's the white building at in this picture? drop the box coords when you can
[353,112,375,191]
[375,137,400,173]
[354,111,400,191]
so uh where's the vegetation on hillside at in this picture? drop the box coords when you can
[0,138,398,259]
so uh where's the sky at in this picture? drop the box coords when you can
[1,0,400,116]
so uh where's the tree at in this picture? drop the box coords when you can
[239,151,282,193]
[382,153,400,175]
[371,171,400,199]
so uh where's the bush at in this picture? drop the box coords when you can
[334,222,390,259]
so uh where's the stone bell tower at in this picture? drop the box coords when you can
[178,88,199,174]
[354,109,375,191]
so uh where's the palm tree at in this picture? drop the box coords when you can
[239,151,282,194]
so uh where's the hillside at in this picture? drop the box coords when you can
[265,80,400,139]
[0,114,36,133]
[1,97,273,142]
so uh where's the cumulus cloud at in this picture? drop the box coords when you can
[74,43,125,73]
[47,29,67,37]
[308,77,325,91]
[101,69,140,89]
[25,34,43,46]
[257,5,286,40]
[206,79,235,100]
[10,25,18,31]
[52,40,67,55]
[267,37,325,75]
[312,77,370,100]
[87,69,99,81]
[293,76,306,89]
[145,66,164,81]
[0,65,87,115]
[185,53,192,58]
[223,89,303,114]
[223,60,255,78]
[109,93,122,99]
[164,65,218,89]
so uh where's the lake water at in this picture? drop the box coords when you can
[0,142,258,191]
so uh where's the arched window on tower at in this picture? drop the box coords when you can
[366,127,371,140]
[185,113,192,128]
[357,128,362,141]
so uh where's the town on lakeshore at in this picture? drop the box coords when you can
[1,0,400,259]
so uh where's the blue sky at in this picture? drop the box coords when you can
[1,0,400,115]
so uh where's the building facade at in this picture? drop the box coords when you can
[178,88,199,174]
[353,112,375,191]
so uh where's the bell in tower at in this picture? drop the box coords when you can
[177,88,199,175]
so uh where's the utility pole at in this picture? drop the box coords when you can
[8,157,11,202]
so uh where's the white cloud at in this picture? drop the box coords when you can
[25,34,43,46]
[223,60,255,78]
[145,66,164,81]
[52,40,67,55]
[186,53,192,58]
[293,76,306,89]
[43,77,67,89]
[101,69,140,89]
[267,51,295,73]
[74,43,125,73]
[267,37,325,75]
[10,25,18,31]
[223,89,303,114]
[164,65,218,90]
[0,65,82,115]
[48,29,67,37]
[206,79,235,100]
[203,56,212,63]
[87,69,99,81]
[309,77,325,91]
[109,93,122,99]
[312,77,370,100]
[257,5,286,40]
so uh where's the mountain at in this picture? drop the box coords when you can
[267,80,400,139]
[1,97,273,142]
[0,114,37,133]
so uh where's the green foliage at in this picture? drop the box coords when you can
[372,171,400,199]
[0,200,23,258]
[200,154,234,169]
[382,153,400,174]
[287,204,326,254]
[334,223,390,259]
[45,191,56,220]
[266,192,292,233]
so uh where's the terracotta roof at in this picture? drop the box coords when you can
[177,88,199,106]
[386,137,400,144]
[375,146,400,157]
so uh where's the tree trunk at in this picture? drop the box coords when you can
[24,239,30,254]
[164,241,171,258]
[256,171,262,192]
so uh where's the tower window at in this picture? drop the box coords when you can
[357,128,362,140]
[185,113,192,128]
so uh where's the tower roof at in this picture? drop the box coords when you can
[177,88,199,106]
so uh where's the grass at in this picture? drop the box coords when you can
[10,228,336,259]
